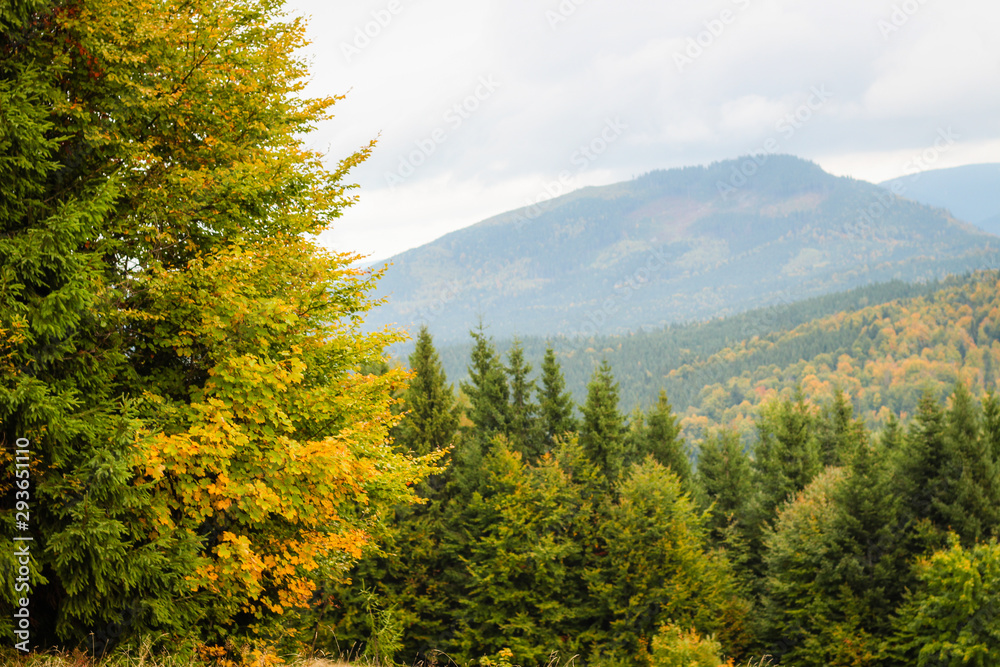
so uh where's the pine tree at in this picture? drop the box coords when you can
[506,340,543,460]
[394,326,459,458]
[539,345,577,444]
[460,325,511,444]
[580,360,626,485]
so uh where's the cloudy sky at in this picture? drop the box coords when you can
[284,0,1000,262]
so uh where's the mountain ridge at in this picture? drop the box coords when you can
[879,163,1000,235]
[369,155,1000,343]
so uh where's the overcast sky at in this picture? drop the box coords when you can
[284,0,1000,262]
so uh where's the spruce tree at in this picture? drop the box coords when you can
[697,430,754,545]
[817,388,865,467]
[460,325,511,444]
[639,390,691,484]
[394,326,459,458]
[826,434,912,649]
[898,391,950,536]
[939,383,1000,543]
[506,339,543,460]
[580,360,626,485]
[752,391,822,522]
[539,345,577,444]
[983,391,1000,464]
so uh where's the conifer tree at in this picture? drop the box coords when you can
[697,430,754,545]
[898,391,951,537]
[817,388,865,467]
[580,360,626,485]
[394,326,458,458]
[539,345,577,444]
[596,460,749,661]
[638,390,691,483]
[825,433,912,651]
[983,391,1000,464]
[506,340,544,460]
[460,325,511,444]
[939,384,1000,543]
[752,391,822,523]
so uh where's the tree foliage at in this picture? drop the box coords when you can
[1,0,431,649]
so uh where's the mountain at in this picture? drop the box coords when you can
[879,163,1000,235]
[369,155,999,343]
[433,271,1000,442]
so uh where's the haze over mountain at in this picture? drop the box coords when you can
[369,156,1000,343]
[879,163,1000,236]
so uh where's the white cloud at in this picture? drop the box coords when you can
[286,0,1000,259]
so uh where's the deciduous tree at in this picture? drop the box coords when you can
[1,0,432,648]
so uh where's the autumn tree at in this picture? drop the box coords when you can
[1,0,432,649]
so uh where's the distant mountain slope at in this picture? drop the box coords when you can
[879,163,1000,235]
[431,271,1000,442]
[370,155,999,343]
[659,270,1000,438]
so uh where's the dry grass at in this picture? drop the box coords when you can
[0,649,364,667]
[1,646,775,667]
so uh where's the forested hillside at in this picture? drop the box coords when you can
[369,156,1000,342]
[432,277,955,408]
[432,272,1000,437]
[330,325,1000,666]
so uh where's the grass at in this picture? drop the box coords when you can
[0,645,359,667]
[1,640,776,667]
